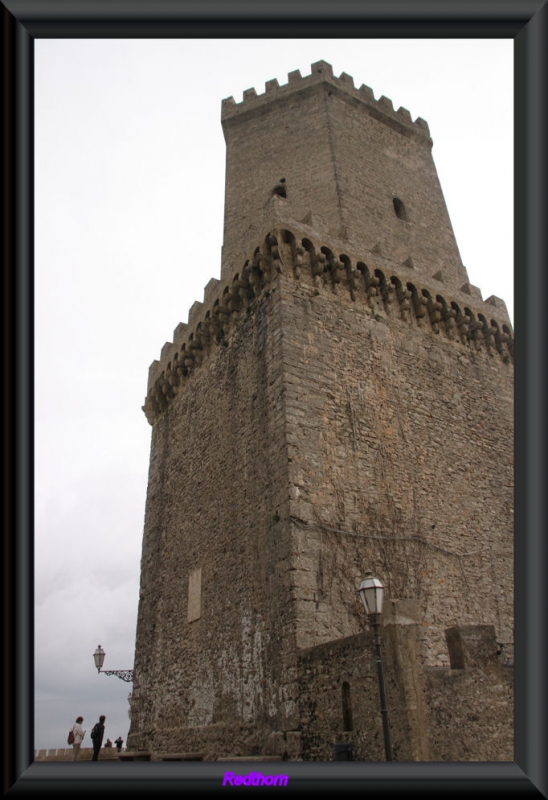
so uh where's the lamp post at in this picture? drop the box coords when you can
[93,645,134,683]
[358,571,393,761]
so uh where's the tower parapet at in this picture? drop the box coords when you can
[143,227,513,426]
[222,60,431,144]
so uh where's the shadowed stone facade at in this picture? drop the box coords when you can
[128,63,513,761]
[297,601,513,762]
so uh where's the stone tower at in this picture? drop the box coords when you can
[128,62,513,761]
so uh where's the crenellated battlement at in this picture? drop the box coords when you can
[221,60,431,144]
[143,228,513,426]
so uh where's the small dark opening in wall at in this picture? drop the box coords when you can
[393,197,409,221]
[272,184,287,198]
[342,682,353,731]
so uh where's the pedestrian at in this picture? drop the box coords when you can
[114,736,123,753]
[71,716,86,761]
[90,715,106,761]
[104,738,113,748]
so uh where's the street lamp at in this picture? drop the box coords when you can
[358,571,393,761]
[93,645,134,683]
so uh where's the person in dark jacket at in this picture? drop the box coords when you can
[90,715,106,761]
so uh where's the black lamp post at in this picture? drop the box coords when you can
[358,571,393,761]
[93,645,134,683]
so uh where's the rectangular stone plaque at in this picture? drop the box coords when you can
[188,567,202,622]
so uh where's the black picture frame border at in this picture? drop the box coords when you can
[3,0,546,796]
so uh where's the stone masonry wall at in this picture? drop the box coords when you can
[296,600,430,762]
[425,625,514,761]
[296,602,513,762]
[34,747,122,762]
[276,234,513,664]
[128,283,299,759]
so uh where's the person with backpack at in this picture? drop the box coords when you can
[90,715,106,761]
[70,716,86,761]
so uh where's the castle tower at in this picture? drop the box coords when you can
[129,63,513,761]
[220,60,467,292]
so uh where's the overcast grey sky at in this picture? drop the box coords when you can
[34,38,513,753]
